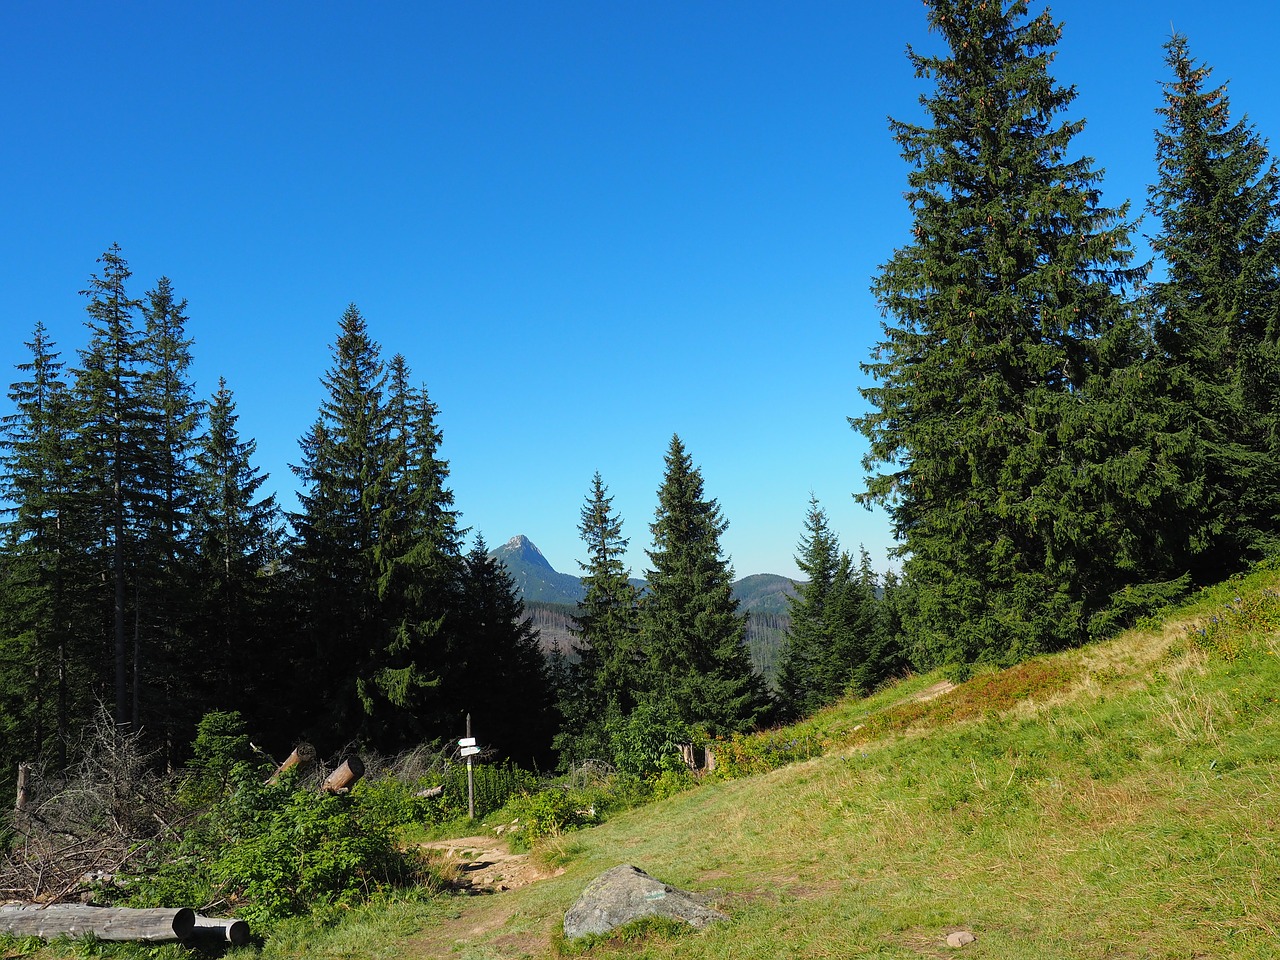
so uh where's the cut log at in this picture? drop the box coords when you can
[267,741,317,784]
[0,904,196,942]
[191,914,251,946]
[321,755,365,793]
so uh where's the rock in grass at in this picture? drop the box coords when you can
[946,930,977,947]
[563,864,727,940]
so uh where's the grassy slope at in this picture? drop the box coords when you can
[366,566,1280,960]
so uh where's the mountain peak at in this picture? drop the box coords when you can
[493,534,554,572]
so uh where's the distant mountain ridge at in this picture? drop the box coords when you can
[489,534,797,683]
[488,533,798,611]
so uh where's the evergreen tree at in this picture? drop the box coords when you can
[778,500,890,718]
[0,323,93,767]
[290,304,390,740]
[74,244,149,724]
[190,378,282,720]
[776,497,841,718]
[853,1,1175,667]
[455,536,556,767]
[1147,33,1280,579]
[556,472,639,767]
[362,355,464,749]
[637,435,769,735]
[134,276,202,751]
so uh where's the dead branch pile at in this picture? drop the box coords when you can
[1,708,191,905]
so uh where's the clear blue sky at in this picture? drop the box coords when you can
[3,2,1278,580]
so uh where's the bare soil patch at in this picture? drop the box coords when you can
[421,835,563,894]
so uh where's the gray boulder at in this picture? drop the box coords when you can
[563,864,727,940]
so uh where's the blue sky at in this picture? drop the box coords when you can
[3,1,1278,580]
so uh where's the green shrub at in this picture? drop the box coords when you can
[128,773,435,926]
[705,729,826,780]
[608,703,692,778]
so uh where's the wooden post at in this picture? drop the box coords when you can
[267,742,317,784]
[15,762,30,813]
[466,713,475,820]
[0,905,196,943]
[321,755,365,793]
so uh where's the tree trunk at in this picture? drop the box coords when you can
[0,905,195,942]
[191,914,251,946]
[321,755,365,793]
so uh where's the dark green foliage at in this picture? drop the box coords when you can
[190,379,284,722]
[290,304,392,740]
[1147,33,1280,581]
[0,323,89,772]
[290,311,477,753]
[778,499,899,718]
[555,473,640,768]
[453,537,557,769]
[636,435,770,735]
[853,0,1178,667]
[74,244,149,725]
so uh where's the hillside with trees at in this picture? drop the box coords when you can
[1,9,1279,947]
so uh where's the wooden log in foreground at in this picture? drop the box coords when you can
[191,914,252,946]
[321,755,365,793]
[268,741,318,784]
[0,904,196,942]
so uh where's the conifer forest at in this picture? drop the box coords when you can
[3,0,1280,800]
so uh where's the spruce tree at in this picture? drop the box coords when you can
[0,323,91,767]
[853,0,1171,666]
[557,472,639,766]
[190,378,282,719]
[637,435,768,735]
[776,497,841,718]
[290,304,390,740]
[134,276,202,751]
[778,500,890,718]
[362,355,464,749]
[74,245,148,724]
[1147,33,1280,579]
[454,536,556,767]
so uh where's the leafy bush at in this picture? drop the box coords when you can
[704,729,826,780]
[607,703,692,778]
[128,769,437,926]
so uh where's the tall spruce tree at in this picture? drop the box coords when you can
[134,276,202,752]
[556,472,639,767]
[637,435,768,735]
[455,536,556,767]
[75,245,149,724]
[778,499,889,718]
[853,0,1174,666]
[191,378,282,720]
[290,304,390,740]
[776,497,841,718]
[1,323,92,768]
[362,355,464,749]
[1147,33,1280,579]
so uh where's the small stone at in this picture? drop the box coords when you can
[946,931,976,948]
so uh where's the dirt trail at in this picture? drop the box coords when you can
[421,835,564,893]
